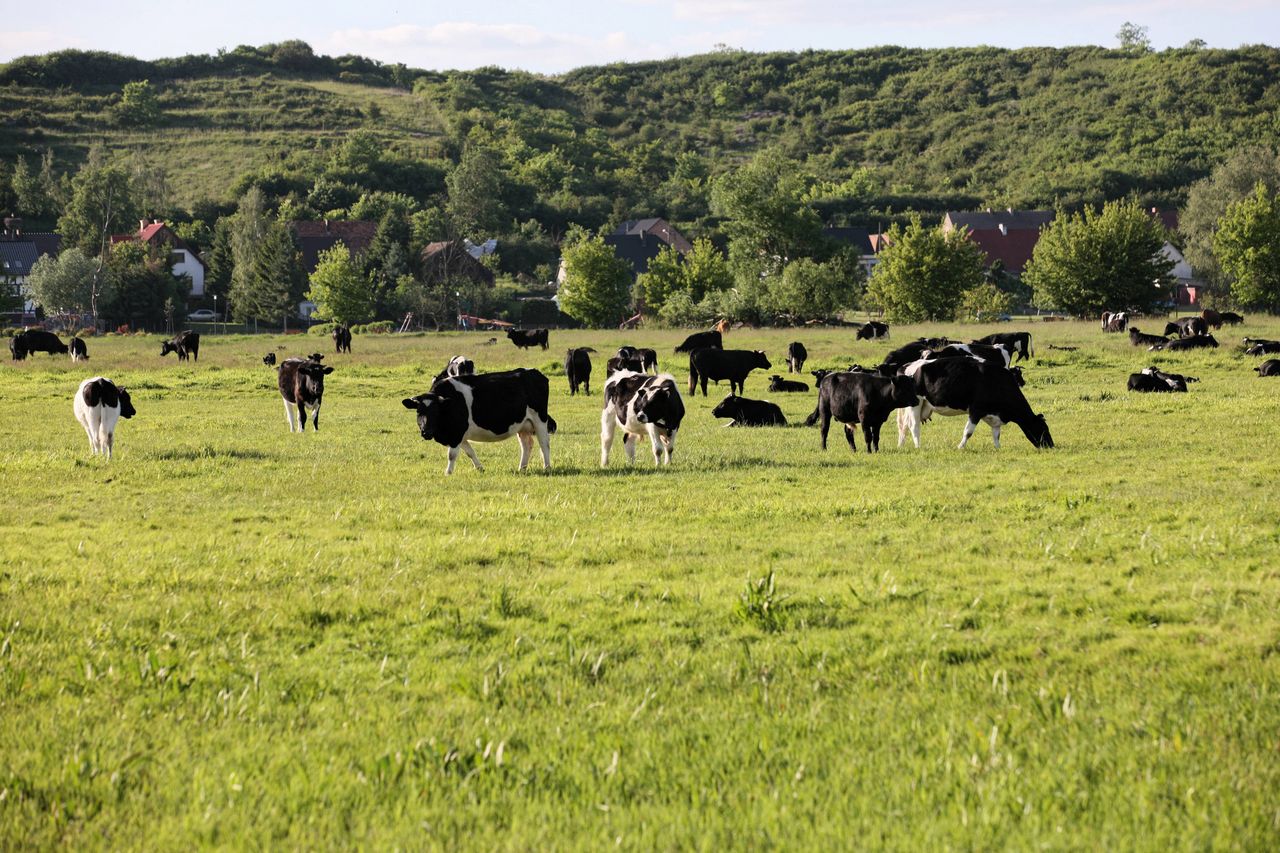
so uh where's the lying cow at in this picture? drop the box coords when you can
[817,371,918,453]
[689,348,771,396]
[786,341,808,373]
[768,375,809,392]
[278,356,333,431]
[565,348,592,395]
[1256,359,1280,377]
[1244,339,1280,355]
[73,376,136,460]
[1128,327,1169,348]
[1163,334,1218,351]
[712,395,786,427]
[674,330,722,353]
[433,355,475,386]
[973,331,1032,362]
[401,369,557,474]
[1164,317,1208,338]
[69,336,88,361]
[507,328,549,350]
[1128,366,1197,393]
[600,370,685,465]
[332,324,352,353]
[160,330,200,361]
[898,357,1053,449]
[855,321,890,340]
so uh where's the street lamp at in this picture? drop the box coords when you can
[212,294,218,334]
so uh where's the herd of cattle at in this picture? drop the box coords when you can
[8,309,1276,469]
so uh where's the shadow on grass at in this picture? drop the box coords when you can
[147,447,273,461]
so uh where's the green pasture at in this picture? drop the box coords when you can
[1,323,1278,849]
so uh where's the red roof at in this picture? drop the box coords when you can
[289,220,377,274]
[962,228,1043,274]
[110,221,206,270]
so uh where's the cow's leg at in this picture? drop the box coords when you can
[445,445,461,475]
[959,418,979,449]
[462,440,484,471]
[311,401,321,431]
[623,432,637,464]
[844,423,858,452]
[103,428,113,461]
[863,422,876,453]
[600,410,616,466]
[517,432,533,470]
[534,420,551,470]
[646,424,664,465]
[990,422,1002,449]
[896,408,910,447]
[283,399,297,432]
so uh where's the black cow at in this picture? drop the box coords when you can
[817,371,918,453]
[973,332,1032,362]
[879,340,936,373]
[1128,366,1197,393]
[1163,334,1218,351]
[69,336,88,361]
[1220,312,1245,326]
[1102,311,1128,332]
[160,330,200,362]
[1246,341,1280,355]
[1128,327,1170,348]
[277,357,333,431]
[711,395,786,427]
[401,369,557,474]
[565,348,593,395]
[432,355,475,386]
[617,345,658,373]
[12,329,68,358]
[1164,317,1208,338]
[607,354,644,377]
[1255,359,1280,377]
[600,371,685,465]
[786,341,808,373]
[900,358,1053,449]
[768,375,809,392]
[507,328,549,350]
[263,352,277,366]
[332,325,352,353]
[855,321,890,340]
[8,335,23,360]
[674,330,722,353]
[688,348,771,396]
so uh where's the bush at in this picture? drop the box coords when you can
[352,321,394,334]
[308,322,336,337]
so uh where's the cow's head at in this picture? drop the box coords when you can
[117,388,137,419]
[635,381,685,431]
[711,395,741,419]
[297,362,333,397]
[753,351,772,369]
[402,393,443,440]
[159,341,176,357]
[1163,322,1180,337]
[1027,414,1054,449]
[889,375,919,408]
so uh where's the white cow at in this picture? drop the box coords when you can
[73,377,136,460]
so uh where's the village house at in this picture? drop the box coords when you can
[942,209,1055,276]
[111,219,207,297]
[0,217,60,324]
[288,219,377,320]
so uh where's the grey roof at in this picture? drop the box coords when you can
[26,232,61,259]
[824,226,874,254]
[946,210,1054,231]
[0,241,39,274]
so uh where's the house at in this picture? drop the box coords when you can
[422,240,496,286]
[1148,208,1204,306]
[942,209,1055,275]
[111,220,208,297]
[604,218,693,279]
[823,226,881,278]
[289,220,378,320]
[0,217,50,323]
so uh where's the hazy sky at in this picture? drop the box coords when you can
[0,0,1273,73]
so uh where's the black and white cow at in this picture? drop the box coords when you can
[607,354,645,377]
[768,375,809,392]
[855,321,890,340]
[160,330,200,361]
[688,348,771,396]
[786,341,808,373]
[817,371,918,453]
[402,369,556,474]
[1255,359,1280,377]
[69,336,88,361]
[263,352,277,366]
[73,376,136,460]
[1127,366,1197,393]
[928,342,1013,367]
[1128,327,1170,348]
[11,329,68,359]
[1163,334,1218,351]
[1102,311,1128,332]
[878,339,938,374]
[617,346,658,373]
[674,330,722,353]
[1220,311,1245,326]
[277,357,333,432]
[507,328,549,350]
[600,370,685,466]
[432,355,475,386]
[565,348,593,395]
[973,331,1032,362]
[1164,317,1208,338]
[898,357,1054,450]
[711,395,786,427]
[332,324,352,353]
[1244,339,1280,356]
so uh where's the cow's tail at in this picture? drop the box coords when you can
[545,415,558,434]
[818,393,832,450]
[688,355,698,394]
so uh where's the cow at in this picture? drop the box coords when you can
[786,342,808,373]
[73,376,136,461]
[856,321,890,340]
[927,342,1013,367]
[689,348,771,396]
[12,329,68,358]
[768,375,809,393]
[1245,340,1280,356]
[607,354,644,377]
[1201,308,1223,330]
[600,371,685,466]
[1163,334,1218,351]
[306,353,325,363]
[332,324,352,353]
[878,339,947,374]
[817,370,918,453]
[69,337,88,361]
[400,369,557,474]
[1128,327,1170,348]
[8,335,23,360]
[973,332,1032,362]
[898,358,1054,450]
[432,355,475,386]
[160,330,200,361]
[617,346,658,373]
[507,328,549,350]
[277,356,333,432]
[1128,366,1197,393]
[263,352,277,366]
[1220,312,1245,326]
[1164,317,1208,338]
[674,330,722,354]
[565,348,593,395]
[1255,359,1280,377]
[1102,311,1128,333]
[711,395,786,427]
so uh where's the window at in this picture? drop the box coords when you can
[171,251,186,264]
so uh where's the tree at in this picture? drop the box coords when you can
[637,238,734,315]
[204,218,234,302]
[766,258,858,321]
[1181,147,1280,285]
[1215,182,1280,311]
[365,209,413,317]
[1117,22,1152,54]
[25,248,99,316]
[710,150,824,275]
[865,218,986,322]
[446,144,507,239]
[228,187,271,322]
[558,233,631,327]
[1024,199,1175,316]
[960,282,1015,320]
[57,155,140,257]
[11,155,54,220]
[112,79,161,127]
[307,242,376,325]
[251,222,305,326]
[101,240,187,331]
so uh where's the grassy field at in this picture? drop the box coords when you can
[1,322,1278,849]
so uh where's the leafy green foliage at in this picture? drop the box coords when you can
[24,247,98,314]
[866,218,985,322]
[1181,147,1280,285]
[557,233,631,327]
[766,257,859,321]
[307,242,377,325]
[56,155,141,257]
[101,240,186,330]
[960,281,1015,320]
[111,80,161,127]
[1215,182,1280,311]
[638,238,732,316]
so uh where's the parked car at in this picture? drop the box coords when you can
[188,309,216,321]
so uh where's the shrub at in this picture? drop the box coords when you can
[308,322,336,337]
[352,321,394,334]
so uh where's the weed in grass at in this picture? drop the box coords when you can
[736,571,788,632]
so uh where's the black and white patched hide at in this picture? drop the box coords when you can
[278,357,333,432]
[600,370,685,466]
[898,357,1053,450]
[433,355,475,386]
[73,376,135,460]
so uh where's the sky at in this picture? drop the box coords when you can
[0,0,1273,74]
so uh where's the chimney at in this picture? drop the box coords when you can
[998,223,1007,236]
[1006,207,1013,214]
[323,219,330,233]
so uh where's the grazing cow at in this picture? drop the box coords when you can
[160,330,200,361]
[8,335,24,360]
[73,376,136,460]
[688,348,771,396]
[1255,359,1280,377]
[1128,327,1170,348]
[768,375,809,392]
[1201,308,1223,330]
[263,352,277,366]
[1220,311,1245,326]
[711,395,786,427]
[928,342,1013,367]
[855,321,890,340]
[818,371,918,453]
[69,336,88,361]
[617,345,658,373]
[607,354,645,377]
[600,370,685,465]
[1163,334,1218,351]
[433,355,475,386]
[899,358,1054,450]
[786,341,808,373]
[674,330,722,353]
[277,357,333,432]
[332,325,352,353]
[1246,340,1280,356]
[401,369,557,474]
[565,347,593,395]
[12,329,68,358]
[1102,311,1128,332]
[1128,366,1196,393]
[1164,317,1208,338]
[507,328,549,350]
[973,332,1032,362]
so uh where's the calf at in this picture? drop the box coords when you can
[1220,311,1245,326]
[1163,334,1218,351]
[332,324,352,353]
[565,347,593,395]
[13,329,68,358]
[1255,359,1280,377]
[973,331,1032,362]
[1128,327,1169,348]
[263,352,277,366]
[674,330,722,353]
[1200,308,1223,330]
[1102,311,1128,332]
[711,395,786,427]
[786,341,808,373]
[277,357,333,431]
[689,348,771,396]
[899,358,1053,450]
[432,355,475,386]
[401,369,557,474]
[507,328,549,350]
[855,321,890,340]
[160,330,200,361]
[600,371,685,465]
[818,371,918,453]
[69,336,89,361]
[73,376,136,460]
[768,375,809,392]
[1164,317,1208,338]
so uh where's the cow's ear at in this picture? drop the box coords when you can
[402,398,422,410]
[322,366,334,375]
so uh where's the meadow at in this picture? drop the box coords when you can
[1,322,1278,850]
